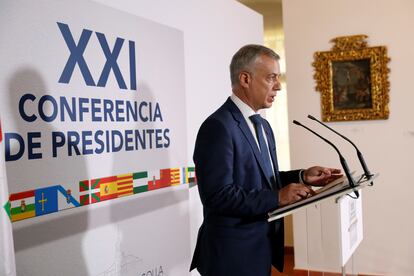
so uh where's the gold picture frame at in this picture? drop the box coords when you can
[313,35,390,122]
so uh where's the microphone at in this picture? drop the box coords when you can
[307,115,373,180]
[293,120,359,198]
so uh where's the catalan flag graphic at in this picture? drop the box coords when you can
[79,180,90,206]
[169,168,181,186]
[35,186,58,216]
[90,176,118,202]
[117,174,133,197]
[133,171,148,194]
[9,190,36,222]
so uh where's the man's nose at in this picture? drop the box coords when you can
[273,80,281,91]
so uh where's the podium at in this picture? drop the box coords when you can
[268,173,377,275]
[268,173,376,221]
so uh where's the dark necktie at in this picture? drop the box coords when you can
[249,114,275,183]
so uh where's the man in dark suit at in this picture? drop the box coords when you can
[190,44,341,276]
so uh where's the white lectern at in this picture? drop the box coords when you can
[268,173,376,275]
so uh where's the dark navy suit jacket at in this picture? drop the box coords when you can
[190,98,300,276]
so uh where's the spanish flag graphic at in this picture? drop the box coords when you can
[91,176,118,202]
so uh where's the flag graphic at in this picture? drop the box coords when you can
[169,168,181,186]
[3,166,190,224]
[187,167,197,183]
[90,176,117,202]
[183,167,188,183]
[35,186,59,216]
[184,167,197,187]
[147,169,162,191]
[57,185,80,211]
[78,180,90,206]
[148,168,176,191]
[89,178,100,204]
[181,167,187,184]
[133,171,148,194]
[9,190,36,222]
[183,167,190,183]
[117,174,133,197]
[0,118,17,276]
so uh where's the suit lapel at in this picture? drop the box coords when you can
[225,99,273,189]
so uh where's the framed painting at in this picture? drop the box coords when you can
[313,35,390,122]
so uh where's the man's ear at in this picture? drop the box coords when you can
[239,71,251,88]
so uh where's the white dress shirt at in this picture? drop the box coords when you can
[230,94,275,174]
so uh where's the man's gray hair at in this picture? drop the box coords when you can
[230,44,280,87]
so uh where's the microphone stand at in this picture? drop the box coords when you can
[307,115,373,185]
[293,120,359,198]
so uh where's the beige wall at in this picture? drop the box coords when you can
[283,0,414,275]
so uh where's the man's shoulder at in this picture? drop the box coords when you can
[210,98,240,119]
[198,99,239,134]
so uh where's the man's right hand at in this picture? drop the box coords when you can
[278,183,314,207]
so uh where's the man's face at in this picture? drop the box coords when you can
[246,55,281,111]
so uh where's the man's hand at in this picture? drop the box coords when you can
[278,183,314,207]
[303,166,342,187]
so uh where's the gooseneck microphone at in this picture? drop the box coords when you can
[307,114,373,180]
[293,120,359,198]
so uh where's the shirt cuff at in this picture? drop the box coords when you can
[299,169,307,185]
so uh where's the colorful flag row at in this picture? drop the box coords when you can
[6,167,196,222]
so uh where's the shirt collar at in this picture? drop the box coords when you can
[230,93,257,119]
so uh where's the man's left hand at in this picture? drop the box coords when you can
[303,166,342,186]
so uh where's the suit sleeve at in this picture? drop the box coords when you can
[279,170,301,186]
[194,118,279,218]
